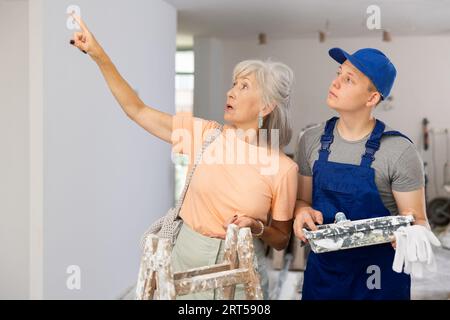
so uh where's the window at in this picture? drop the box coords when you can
[175,50,194,113]
[174,50,194,202]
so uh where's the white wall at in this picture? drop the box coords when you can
[194,35,450,200]
[1,0,176,299]
[0,0,30,299]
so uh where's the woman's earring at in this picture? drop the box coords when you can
[258,112,263,129]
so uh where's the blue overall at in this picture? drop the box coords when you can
[302,117,412,300]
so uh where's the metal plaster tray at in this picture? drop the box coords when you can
[303,213,415,253]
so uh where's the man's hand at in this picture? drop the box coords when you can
[392,188,430,249]
[293,207,323,243]
[392,207,430,249]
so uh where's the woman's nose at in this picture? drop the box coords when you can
[227,88,235,99]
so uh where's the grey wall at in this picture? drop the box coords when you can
[193,37,224,122]
[0,0,30,300]
[41,0,176,299]
[1,0,176,299]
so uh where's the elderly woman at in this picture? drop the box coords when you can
[70,14,298,300]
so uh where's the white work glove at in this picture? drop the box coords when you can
[392,225,441,278]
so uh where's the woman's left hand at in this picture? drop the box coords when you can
[224,214,261,235]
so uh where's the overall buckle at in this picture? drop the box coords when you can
[320,135,334,152]
[365,139,380,156]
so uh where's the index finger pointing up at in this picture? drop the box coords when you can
[70,12,89,33]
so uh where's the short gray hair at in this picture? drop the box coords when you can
[232,59,294,148]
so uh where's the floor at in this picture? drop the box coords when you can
[411,228,450,300]
[267,229,450,300]
[124,228,450,300]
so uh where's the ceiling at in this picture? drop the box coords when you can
[167,0,450,46]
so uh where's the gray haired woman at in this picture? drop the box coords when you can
[70,14,298,300]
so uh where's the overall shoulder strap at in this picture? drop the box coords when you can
[318,117,339,162]
[383,130,413,144]
[360,121,414,167]
[360,119,386,167]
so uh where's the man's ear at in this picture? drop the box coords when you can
[367,91,381,108]
[261,102,276,117]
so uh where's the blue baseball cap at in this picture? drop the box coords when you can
[329,47,396,100]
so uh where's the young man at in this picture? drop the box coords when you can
[294,48,429,300]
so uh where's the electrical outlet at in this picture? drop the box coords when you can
[66,5,81,30]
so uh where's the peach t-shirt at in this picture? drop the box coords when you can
[171,113,298,238]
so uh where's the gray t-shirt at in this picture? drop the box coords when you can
[295,121,425,216]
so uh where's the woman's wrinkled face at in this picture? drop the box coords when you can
[224,72,264,129]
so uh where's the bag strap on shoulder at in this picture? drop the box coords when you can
[173,125,223,217]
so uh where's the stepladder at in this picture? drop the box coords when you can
[135,224,263,300]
